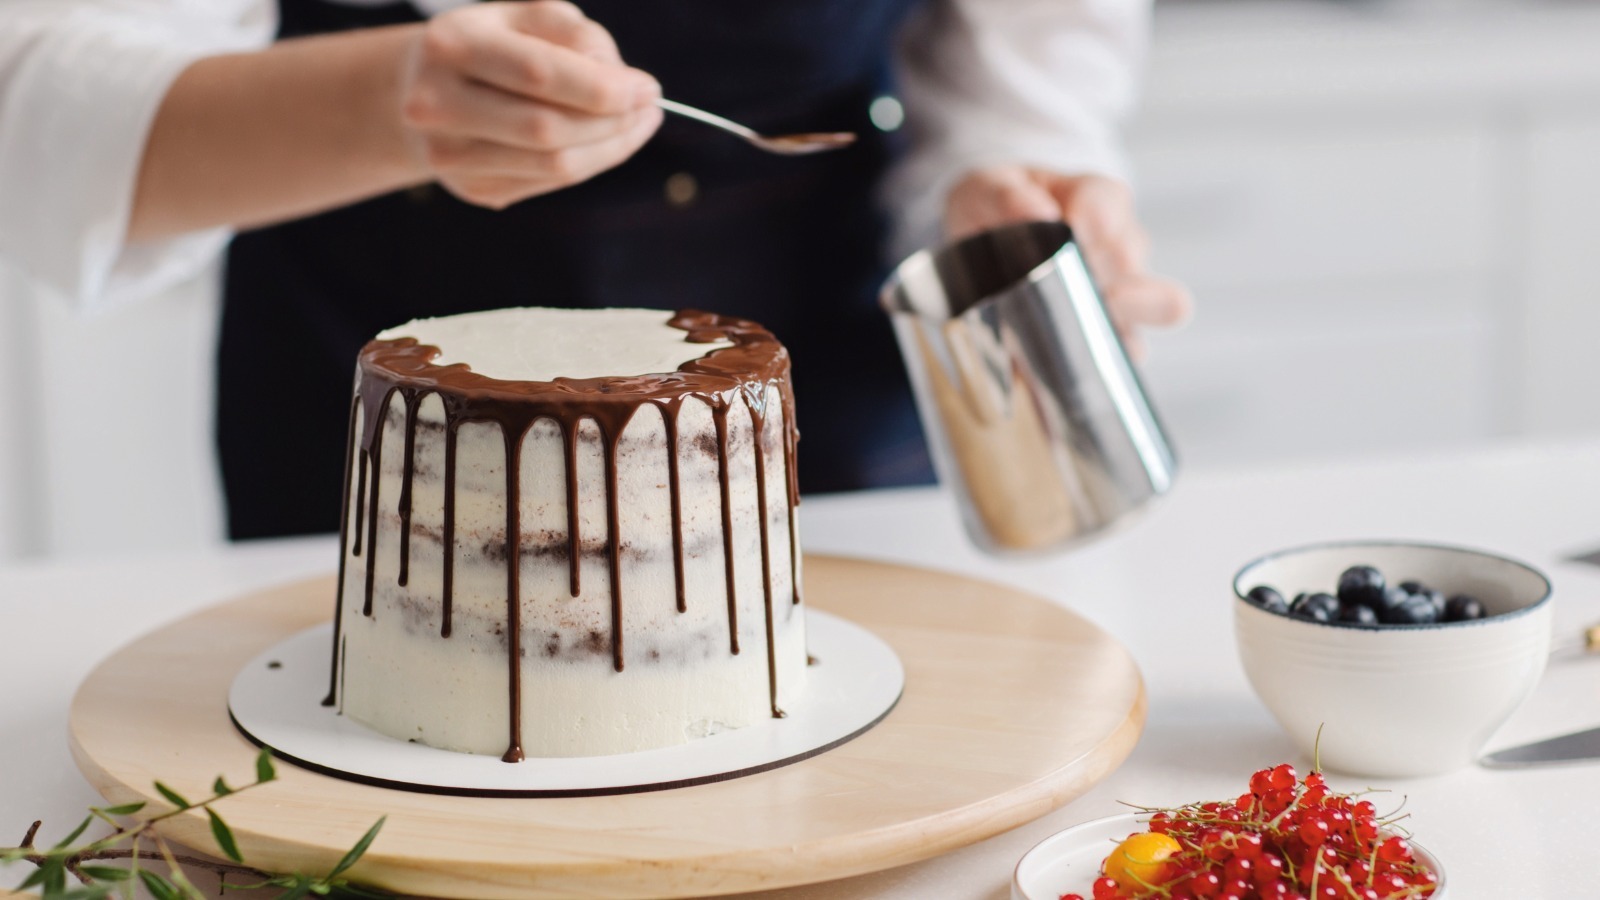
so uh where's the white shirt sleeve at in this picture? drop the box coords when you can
[0,0,274,312]
[886,0,1150,256]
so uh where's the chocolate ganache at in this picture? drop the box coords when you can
[322,309,805,761]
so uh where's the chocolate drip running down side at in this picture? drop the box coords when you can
[325,310,802,762]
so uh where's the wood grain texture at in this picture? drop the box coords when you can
[68,555,1144,899]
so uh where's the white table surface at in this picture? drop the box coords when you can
[5,438,1599,899]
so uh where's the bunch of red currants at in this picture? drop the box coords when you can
[1060,764,1438,900]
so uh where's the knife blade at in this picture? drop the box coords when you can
[1481,725,1600,768]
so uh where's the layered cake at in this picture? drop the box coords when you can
[321,308,805,760]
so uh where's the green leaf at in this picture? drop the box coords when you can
[325,817,384,880]
[153,782,191,810]
[275,876,315,900]
[44,861,68,895]
[138,870,182,900]
[206,809,243,863]
[78,866,132,882]
[52,815,94,850]
[254,750,276,784]
[213,777,234,797]
[324,883,397,899]
[98,802,146,817]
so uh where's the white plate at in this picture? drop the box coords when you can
[229,610,902,796]
[1012,812,1448,900]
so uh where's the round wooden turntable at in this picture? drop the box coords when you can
[69,554,1144,899]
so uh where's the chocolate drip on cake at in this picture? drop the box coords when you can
[322,397,361,707]
[602,430,625,672]
[564,423,582,598]
[501,426,526,763]
[749,396,785,719]
[396,392,421,588]
[351,450,368,557]
[713,403,739,656]
[329,310,800,762]
[440,423,458,638]
[663,406,687,614]
[360,387,396,618]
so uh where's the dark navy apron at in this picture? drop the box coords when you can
[218,0,931,540]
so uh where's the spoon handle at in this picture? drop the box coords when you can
[656,98,759,141]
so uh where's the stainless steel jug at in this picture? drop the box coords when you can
[880,221,1177,554]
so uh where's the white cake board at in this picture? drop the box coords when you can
[228,611,903,797]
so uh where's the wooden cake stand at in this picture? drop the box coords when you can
[69,555,1145,899]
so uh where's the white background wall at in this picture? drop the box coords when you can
[0,263,224,560]
[3,0,1600,561]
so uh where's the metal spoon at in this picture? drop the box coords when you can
[656,98,856,156]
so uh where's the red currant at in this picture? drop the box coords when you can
[1182,871,1222,898]
[1250,768,1276,795]
[1060,894,1086,900]
[1297,816,1331,847]
[1377,836,1412,864]
[1253,854,1286,887]
[1261,790,1294,817]
[1091,876,1122,900]
[1268,764,1298,791]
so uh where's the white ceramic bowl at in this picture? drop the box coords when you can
[1234,540,1552,778]
[1012,812,1448,900]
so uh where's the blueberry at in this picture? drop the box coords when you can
[1338,603,1380,626]
[1376,585,1409,616]
[1246,585,1289,614]
[1338,565,1387,610]
[1290,591,1341,623]
[1397,580,1445,612]
[1381,595,1440,625]
[1444,595,1487,621]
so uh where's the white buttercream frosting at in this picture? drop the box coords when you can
[377,307,732,382]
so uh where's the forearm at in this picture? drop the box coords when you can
[128,24,430,242]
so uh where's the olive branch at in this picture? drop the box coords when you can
[1,750,389,900]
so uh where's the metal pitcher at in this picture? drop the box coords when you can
[880,220,1177,555]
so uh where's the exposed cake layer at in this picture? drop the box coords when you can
[376,307,733,382]
[326,308,805,760]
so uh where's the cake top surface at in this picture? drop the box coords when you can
[377,308,734,382]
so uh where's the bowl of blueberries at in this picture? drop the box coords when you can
[1233,540,1552,777]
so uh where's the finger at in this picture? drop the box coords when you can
[1101,275,1193,329]
[500,1,621,63]
[427,106,661,176]
[1039,175,1147,281]
[443,108,660,208]
[1118,329,1148,365]
[945,168,1061,240]
[409,76,644,150]
[456,18,656,114]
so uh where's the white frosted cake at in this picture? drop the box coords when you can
[321,308,806,760]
